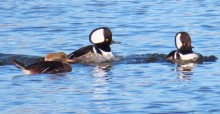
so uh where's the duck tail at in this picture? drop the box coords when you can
[11,59,26,70]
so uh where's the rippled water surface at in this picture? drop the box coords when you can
[1,0,220,113]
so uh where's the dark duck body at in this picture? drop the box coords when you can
[12,52,72,75]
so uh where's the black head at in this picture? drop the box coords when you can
[89,27,113,51]
[89,27,112,45]
[175,32,193,53]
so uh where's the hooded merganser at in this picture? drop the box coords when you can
[166,32,199,61]
[11,52,72,75]
[68,27,118,63]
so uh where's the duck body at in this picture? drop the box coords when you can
[12,59,72,75]
[68,27,116,63]
[68,45,114,63]
[166,50,199,61]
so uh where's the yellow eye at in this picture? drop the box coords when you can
[106,38,109,42]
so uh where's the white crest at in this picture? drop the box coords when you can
[90,29,105,44]
[175,33,182,49]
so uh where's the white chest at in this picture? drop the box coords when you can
[93,47,115,59]
[175,52,199,60]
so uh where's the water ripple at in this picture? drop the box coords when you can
[1,0,220,113]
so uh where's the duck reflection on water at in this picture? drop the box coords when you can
[176,62,196,81]
[89,62,113,77]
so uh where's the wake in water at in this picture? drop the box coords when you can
[0,53,44,66]
[0,53,217,66]
[116,53,217,64]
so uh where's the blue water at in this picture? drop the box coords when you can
[1,0,220,113]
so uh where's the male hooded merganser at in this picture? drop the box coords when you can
[166,32,199,61]
[68,27,118,63]
[11,52,72,75]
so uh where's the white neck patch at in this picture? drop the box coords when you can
[100,49,114,59]
[93,47,114,59]
[90,29,105,44]
[175,33,182,49]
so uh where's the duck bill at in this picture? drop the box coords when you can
[65,59,77,63]
[111,40,121,44]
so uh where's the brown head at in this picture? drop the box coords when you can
[45,52,76,63]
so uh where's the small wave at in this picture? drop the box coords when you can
[0,53,217,66]
[115,53,217,64]
[0,53,44,66]
[116,53,167,64]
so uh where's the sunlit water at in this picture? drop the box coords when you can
[1,0,220,113]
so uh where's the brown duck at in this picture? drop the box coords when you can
[12,52,73,75]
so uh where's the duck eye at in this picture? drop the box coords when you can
[106,38,109,42]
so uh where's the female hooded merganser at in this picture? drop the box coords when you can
[166,32,199,61]
[68,27,118,63]
[11,52,72,75]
